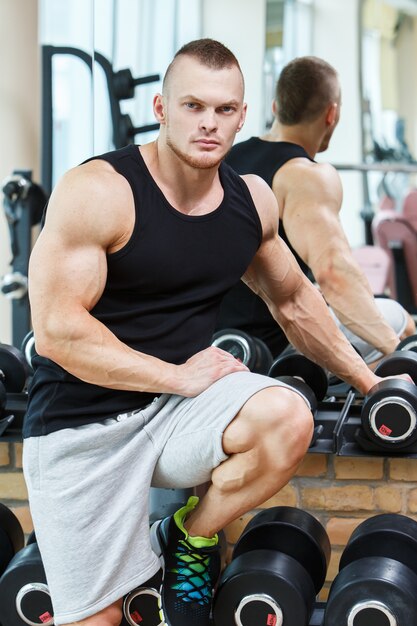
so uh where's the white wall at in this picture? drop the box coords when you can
[201,0,266,141]
[312,0,366,247]
[0,0,40,344]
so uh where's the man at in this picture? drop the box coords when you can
[218,55,415,362]
[24,41,392,626]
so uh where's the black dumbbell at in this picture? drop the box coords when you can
[21,331,38,373]
[361,351,417,449]
[0,541,54,626]
[213,506,330,626]
[397,333,417,353]
[211,329,273,375]
[268,347,328,402]
[0,343,29,394]
[324,513,417,625]
[0,502,25,578]
[121,569,163,626]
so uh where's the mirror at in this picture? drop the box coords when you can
[360,0,417,210]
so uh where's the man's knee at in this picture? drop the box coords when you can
[224,385,314,468]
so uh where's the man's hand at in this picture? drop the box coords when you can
[177,346,249,397]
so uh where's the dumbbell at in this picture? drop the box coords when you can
[121,569,163,626]
[0,343,29,416]
[0,541,54,626]
[213,506,330,626]
[324,513,417,625]
[0,502,25,578]
[21,331,38,373]
[396,333,417,353]
[268,347,328,402]
[360,351,417,449]
[211,329,273,375]
[119,503,182,626]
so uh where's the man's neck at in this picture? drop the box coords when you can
[260,121,319,159]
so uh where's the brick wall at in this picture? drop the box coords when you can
[222,453,417,600]
[2,445,417,600]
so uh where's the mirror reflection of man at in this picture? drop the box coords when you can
[218,55,415,363]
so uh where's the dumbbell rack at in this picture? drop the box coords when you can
[4,389,417,460]
[0,393,26,442]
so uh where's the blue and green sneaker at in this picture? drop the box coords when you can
[150,496,221,626]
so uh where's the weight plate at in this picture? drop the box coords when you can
[0,344,28,392]
[269,353,328,401]
[0,542,53,626]
[325,556,417,626]
[0,502,25,568]
[21,331,37,372]
[361,380,417,449]
[374,350,417,384]
[122,569,163,626]
[233,506,330,594]
[273,376,317,414]
[397,334,417,353]
[212,329,257,371]
[252,337,273,375]
[0,380,6,415]
[213,549,316,626]
[340,513,417,578]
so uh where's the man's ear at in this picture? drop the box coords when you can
[272,99,278,117]
[153,94,166,124]
[236,102,247,133]
[326,102,338,127]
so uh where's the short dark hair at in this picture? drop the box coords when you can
[163,38,244,92]
[276,56,339,125]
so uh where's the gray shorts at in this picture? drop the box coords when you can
[330,297,408,363]
[23,371,309,624]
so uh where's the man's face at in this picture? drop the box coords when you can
[156,56,246,169]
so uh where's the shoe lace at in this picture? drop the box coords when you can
[169,539,213,605]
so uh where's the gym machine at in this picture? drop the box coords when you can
[41,45,160,195]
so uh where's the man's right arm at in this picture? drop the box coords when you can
[276,161,400,357]
[30,162,247,398]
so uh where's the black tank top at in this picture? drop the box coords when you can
[24,144,262,436]
[217,138,314,356]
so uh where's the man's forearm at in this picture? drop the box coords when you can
[269,281,378,395]
[318,263,399,355]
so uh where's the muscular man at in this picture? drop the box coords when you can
[218,55,415,361]
[24,42,392,626]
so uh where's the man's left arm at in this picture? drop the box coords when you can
[242,175,378,395]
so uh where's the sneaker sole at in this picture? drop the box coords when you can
[150,520,170,626]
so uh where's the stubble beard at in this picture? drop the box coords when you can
[166,133,224,170]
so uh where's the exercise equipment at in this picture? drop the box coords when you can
[397,333,417,353]
[324,513,417,625]
[1,171,48,348]
[212,329,273,375]
[121,569,163,626]
[0,344,28,422]
[360,351,417,449]
[213,506,330,626]
[0,541,53,626]
[268,346,328,401]
[0,503,25,578]
[21,331,37,373]
[0,343,28,394]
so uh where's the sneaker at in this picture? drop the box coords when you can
[150,496,221,626]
